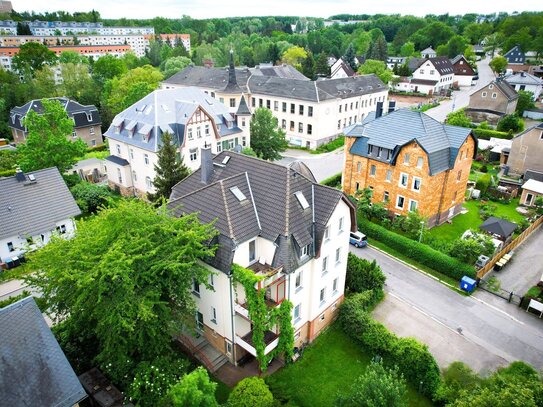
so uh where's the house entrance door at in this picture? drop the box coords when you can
[525,193,534,206]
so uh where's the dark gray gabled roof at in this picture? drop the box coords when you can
[525,169,543,182]
[105,155,129,166]
[0,297,87,407]
[164,65,252,93]
[479,216,517,238]
[346,109,475,175]
[9,97,101,131]
[414,57,454,76]
[236,95,251,116]
[167,152,355,274]
[251,63,310,80]
[0,167,81,240]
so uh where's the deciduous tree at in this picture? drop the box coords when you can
[250,108,288,161]
[12,42,57,76]
[26,199,218,383]
[489,55,507,74]
[17,99,87,173]
[228,377,274,407]
[160,367,219,407]
[358,60,392,84]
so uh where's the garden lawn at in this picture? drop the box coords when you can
[427,199,526,243]
[266,323,432,407]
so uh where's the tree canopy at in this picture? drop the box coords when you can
[358,60,392,84]
[26,199,218,383]
[12,42,57,76]
[17,99,87,173]
[250,108,288,161]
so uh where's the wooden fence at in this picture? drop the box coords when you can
[477,215,543,279]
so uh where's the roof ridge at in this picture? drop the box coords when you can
[219,179,235,240]
[284,167,290,236]
[169,171,248,204]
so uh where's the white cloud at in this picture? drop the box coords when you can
[11,0,539,20]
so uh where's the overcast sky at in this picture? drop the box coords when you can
[12,0,541,20]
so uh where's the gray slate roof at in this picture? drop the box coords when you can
[525,169,543,182]
[10,97,101,131]
[104,87,242,153]
[250,64,309,81]
[167,152,355,274]
[471,79,519,101]
[0,297,87,407]
[479,216,517,238]
[346,109,476,175]
[0,167,81,240]
[248,74,386,102]
[504,71,542,86]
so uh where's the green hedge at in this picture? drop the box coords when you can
[320,172,342,188]
[361,221,476,280]
[339,295,441,398]
[472,128,511,140]
[346,253,386,293]
[0,169,16,177]
[313,136,344,154]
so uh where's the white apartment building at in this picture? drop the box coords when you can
[103,87,251,197]
[162,53,389,150]
[167,151,356,367]
[0,168,80,266]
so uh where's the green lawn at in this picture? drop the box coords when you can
[427,199,526,243]
[266,324,433,407]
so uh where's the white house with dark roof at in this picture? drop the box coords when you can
[504,71,542,100]
[410,57,455,95]
[9,97,102,147]
[421,47,437,58]
[0,167,80,265]
[0,297,87,406]
[451,55,476,87]
[103,87,250,197]
[167,150,356,369]
[162,51,388,149]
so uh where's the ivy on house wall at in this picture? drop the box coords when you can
[232,264,295,373]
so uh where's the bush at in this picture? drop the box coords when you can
[320,172,342,188]
[346,253,386,293]
[434,362,482,405]
[159,367,219,407]
[70,182,112,213]
[472,128,511,140]
[497,113,524,133]
[339,296,441,398]
[478,201,497,220]
[314,136,344,154]
[446,109,472,128]
[361,222,476,280]
[480,165,488,173]
[228,377,274,407]
[0,168,16,177]
[475,176,491,195]
[62,173,81,188]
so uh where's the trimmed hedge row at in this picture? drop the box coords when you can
[0,169,16,177]
[362,221,476,280]
[472,128,511,140]
[320,172,342,188]
[313,136,345,154]
[339,294,441,398]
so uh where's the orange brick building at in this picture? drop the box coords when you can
[343,109,477,227]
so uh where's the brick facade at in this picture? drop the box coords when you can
[343,136,475,227]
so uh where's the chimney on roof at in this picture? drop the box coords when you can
[14,168,26,182]
[376,101,383,119]
[201,144,213,185]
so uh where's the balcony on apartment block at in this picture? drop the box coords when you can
[236,329,280,357]
[234,268,286,320]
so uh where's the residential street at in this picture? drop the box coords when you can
[350,245,543,372]
[278,148,344,182]
[425,56,495,122]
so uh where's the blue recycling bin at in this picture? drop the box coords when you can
[460,276,476,293]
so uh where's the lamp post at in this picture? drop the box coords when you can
[419,220,425,243]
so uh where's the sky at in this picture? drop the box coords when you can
[10,0,542,20]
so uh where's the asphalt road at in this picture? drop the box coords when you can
[277,148,344,182]
[425,57,495,122]
[351,245,543,372]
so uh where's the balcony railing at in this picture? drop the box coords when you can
[236,329,279,357]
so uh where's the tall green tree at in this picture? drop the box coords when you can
[149,132,190,204]
[315,52,330,76]
[162,56,192,79]
[301,50,316,80]
[26,199,218,383]
[17,99,87,173]
[342,43,357,71]
[516,90,536,115]
[250,108,288,161]
[399,42,416,57]
[12,42,57,76]
[334,361,408,407]
[358,60,392,84]
[93,54,128,84]
[368,36,388,61]
[160,367,219,407]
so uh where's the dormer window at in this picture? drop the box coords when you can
[301,244,310,258]
[86,112,92,121]
[367,145,374,155]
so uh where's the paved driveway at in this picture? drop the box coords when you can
[277,148,344,183]
[351,245,543,373]
[478,226,543,295]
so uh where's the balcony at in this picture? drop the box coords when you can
[236,329,279,357]
[248,261,283,278]
[234,273,287,320]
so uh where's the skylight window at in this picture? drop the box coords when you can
[230,186,247,201]
[222,156,230,165]
[294,191,310,210]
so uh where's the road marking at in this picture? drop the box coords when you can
[469,295,525,325]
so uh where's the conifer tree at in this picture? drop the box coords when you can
[343,43,358,71]
[315,52,330,77]
[302,50,316,80]
[149,132,189,203]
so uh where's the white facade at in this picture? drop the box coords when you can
[0,218,76,263]
[410,60,454,95]
[190,197,352,362]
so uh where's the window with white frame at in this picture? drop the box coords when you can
[322,256,328,274]
[282,119,286,129]
[412,177,421,192]
[89,126,95,135]
[295,271,303,290]
[481,91,487,98]
[301,244,309,258]
[274,101,278,111]
[417,156,423,168]
[489,84,494,89]
[116,144,121,155]
[409,199,418,212]
[294,304,301,321]
[144,154,149,165]
[132,170,137,182]
[197,127,202,138]
[399,173,408,187]
[404,153,410,164]
[335,247,341,264]
[396,195,405,209]
[145,176,152,189]
[320,288,325,305]
[189,148,197,161]
[205,124,210,136]
[338,217,344,233]
[333,278,338,294]
[370,165,376,176]
[56,224,67,234]
[211,306,217,323]
[209,274,214,288]
[383,191,389,202]
[117,168,122,183]
[491,93,497,98]
[129,148,134,159]
[357,162,362,174]
[249,239,256,262]
[298,122,303,133]
[192,278,200,296]
[216,142,222,152]
[188,128,193,140]
[324,226,330,241]
[308,106,313,117]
